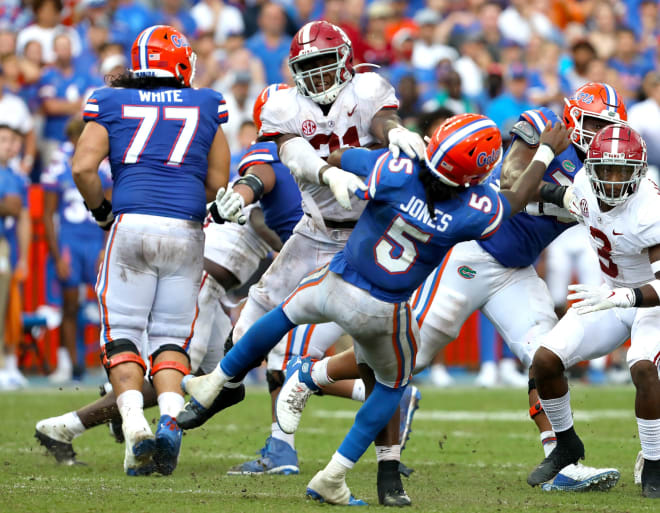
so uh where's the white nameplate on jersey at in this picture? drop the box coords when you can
[138,90,184,103]
[400,195,452,232]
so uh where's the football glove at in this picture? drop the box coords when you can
[321,167,367,210]
[562,186,583,223]
[388,127,425,160]
[568,283,636,315]
[209,187,246,225]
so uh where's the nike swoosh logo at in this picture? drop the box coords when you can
[613,231,624,236]
[347,105,357,116]
[607,292,615,298]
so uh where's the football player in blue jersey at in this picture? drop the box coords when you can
[41,118,112,383]
[179,113,572,504]
[277,82,628,492]
[71,24,230,476]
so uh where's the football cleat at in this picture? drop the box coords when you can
[35,418,82,466]
[528,433,585,487]
[176,383,245,430]
[642,457,660,498]
[377,460,412,506]
[276,356,320,435]
[541,463,620,491]
[306,469,367,506]
[176,373,223,428]
[226,436,299,475]
[399,385,421,452]
[122,413,156,476]
[153,415,182,475]
[99,383,125,443]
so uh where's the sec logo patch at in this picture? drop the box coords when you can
[580,198,589,218]
[457,266,476,279]
[302,119,317,136]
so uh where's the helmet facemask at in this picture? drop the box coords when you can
[289,46,351,105]
[585,158,646,206]
[565,98,621,153]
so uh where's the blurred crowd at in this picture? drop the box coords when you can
[0,0,658,388]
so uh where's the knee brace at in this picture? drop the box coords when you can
[101,339,147,376]
[149,344,190,381]
[266,370,284,393]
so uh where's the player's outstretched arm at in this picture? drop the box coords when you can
[568,245,660,314]
[370,110,425,160]
[72,122,113,230]
[499,122,572,215]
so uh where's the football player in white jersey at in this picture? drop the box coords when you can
[526,125,660,498]
[180,20,425,496]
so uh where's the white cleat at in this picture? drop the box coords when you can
[306,470,367,506]
[498,358,528,388]
[122,412,156,476]
[429,364,454,387]
[48,366,73,385]
[635,450,643,486]
[276,356,319,435]
[542,462,620,491]
[180,374,221,409]
[35,416,80,465]
[475,361,498,388]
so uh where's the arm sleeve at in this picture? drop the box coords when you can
[214,91,228,125]
[238,142,278,176]
[82,88,113,129]
[340,148,387,178]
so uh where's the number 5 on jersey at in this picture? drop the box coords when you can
[375,216,431,273]
[122,105,199,166]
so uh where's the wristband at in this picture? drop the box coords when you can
[539,184,568,208]
[532,144,555,168]
[85,198,112,222]
[632,287,643,307]
[318,164,333,183]
[234,174,265,201]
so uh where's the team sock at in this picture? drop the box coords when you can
[271,422,295,449]
[539,391,573,433]
[311,357,334,387]
[637,418,660,461]
[540,430,557,457]
[375,444,401,462]
[158,392,185,419]
[351,379,366,402]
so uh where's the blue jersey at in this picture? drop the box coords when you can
[0,165,22,240]
[83,86,228,222]
[478,107,582,268]
[237,141,303,244]
[329,149,511,303]
[38,67,99,141]
[4,168,28,267]
[40,141,113,239]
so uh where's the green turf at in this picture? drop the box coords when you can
[2,384,656,512]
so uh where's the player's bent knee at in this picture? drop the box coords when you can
[101,338,147,376]
[629,360,659,390]
[530,347,564,382]
[149,344,191,380]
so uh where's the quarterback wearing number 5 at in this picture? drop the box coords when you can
[72,25,230,476]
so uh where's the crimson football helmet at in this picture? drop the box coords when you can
[425,113,502,187]
[585,124,647,205]
[563,82,627,153]
[253,83,289,132]
[288,21,354,105]
[131,25,196,87]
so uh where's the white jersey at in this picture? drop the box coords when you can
[259,72,399,221]
[573,169,660,289]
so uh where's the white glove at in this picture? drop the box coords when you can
[568,283,636,315]
[321,167,368,210]
[388,126,425,160]
[562,186,583,223]
[212,187,246,224]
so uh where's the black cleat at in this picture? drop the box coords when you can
[642,458,660,498]
[527,429,584,486]
[378,460,412,507]
[35,430,84,466]
[177,383,245,430]
[109,416,125,443]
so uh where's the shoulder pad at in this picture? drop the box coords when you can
[510,120,540,147]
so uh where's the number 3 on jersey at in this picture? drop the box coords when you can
[375,216,431,274]
[122,105,199,166]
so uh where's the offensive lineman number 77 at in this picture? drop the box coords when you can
[122,105,199,166]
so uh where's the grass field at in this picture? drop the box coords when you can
[2,384,655,512]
